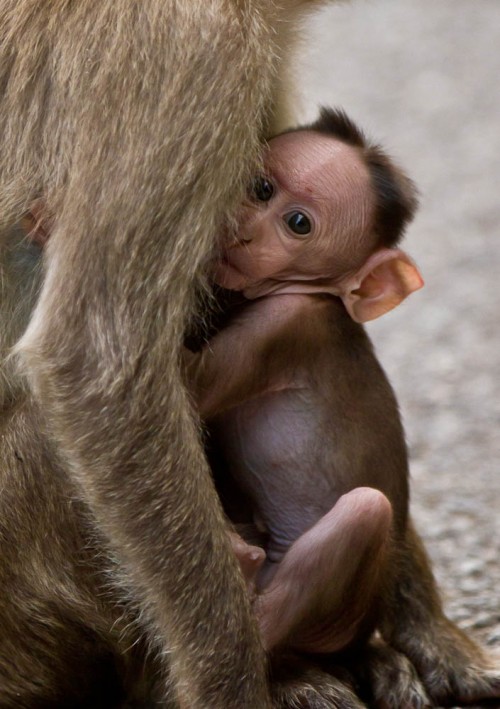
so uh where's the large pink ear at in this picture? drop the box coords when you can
[339,248,424,323]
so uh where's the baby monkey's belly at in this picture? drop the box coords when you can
[212,388,344,563]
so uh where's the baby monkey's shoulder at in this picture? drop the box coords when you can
[236,294,352,354]
[242,293,341,326]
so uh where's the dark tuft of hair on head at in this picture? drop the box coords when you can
[364,145,419,248]
[307,107,366,148]
[302,107,419,248]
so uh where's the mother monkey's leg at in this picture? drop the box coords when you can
[0,1,338,707]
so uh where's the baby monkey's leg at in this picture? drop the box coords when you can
[234,488,393,654]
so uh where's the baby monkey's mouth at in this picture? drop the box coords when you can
[209,251,243,290]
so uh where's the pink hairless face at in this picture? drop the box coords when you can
[212,129,375,295]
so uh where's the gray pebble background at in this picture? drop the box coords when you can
[297,0,500,669]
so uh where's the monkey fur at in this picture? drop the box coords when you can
[1,2,500,708]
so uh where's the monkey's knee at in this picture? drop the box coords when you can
[334,487,393,544]
[255,488,393,654]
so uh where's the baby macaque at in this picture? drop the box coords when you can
[188,106,423,653]
[188,109,500,706]
[21,110,500,705]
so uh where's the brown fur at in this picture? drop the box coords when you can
[2,3,499,707]
[0,1,332,706]
[188,113,500,705]
[190,283,500,705]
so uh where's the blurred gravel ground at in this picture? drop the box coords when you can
[297,0,500,661]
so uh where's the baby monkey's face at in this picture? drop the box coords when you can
[213,130,375,294]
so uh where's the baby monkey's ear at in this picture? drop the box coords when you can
[338,248,424,323]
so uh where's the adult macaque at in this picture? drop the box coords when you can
[0,2,368,707]
[189,108,500,706]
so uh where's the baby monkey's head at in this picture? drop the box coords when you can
[214,107,422,323]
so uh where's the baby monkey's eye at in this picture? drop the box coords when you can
[253,176,274,202]
[285,211,312,236]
